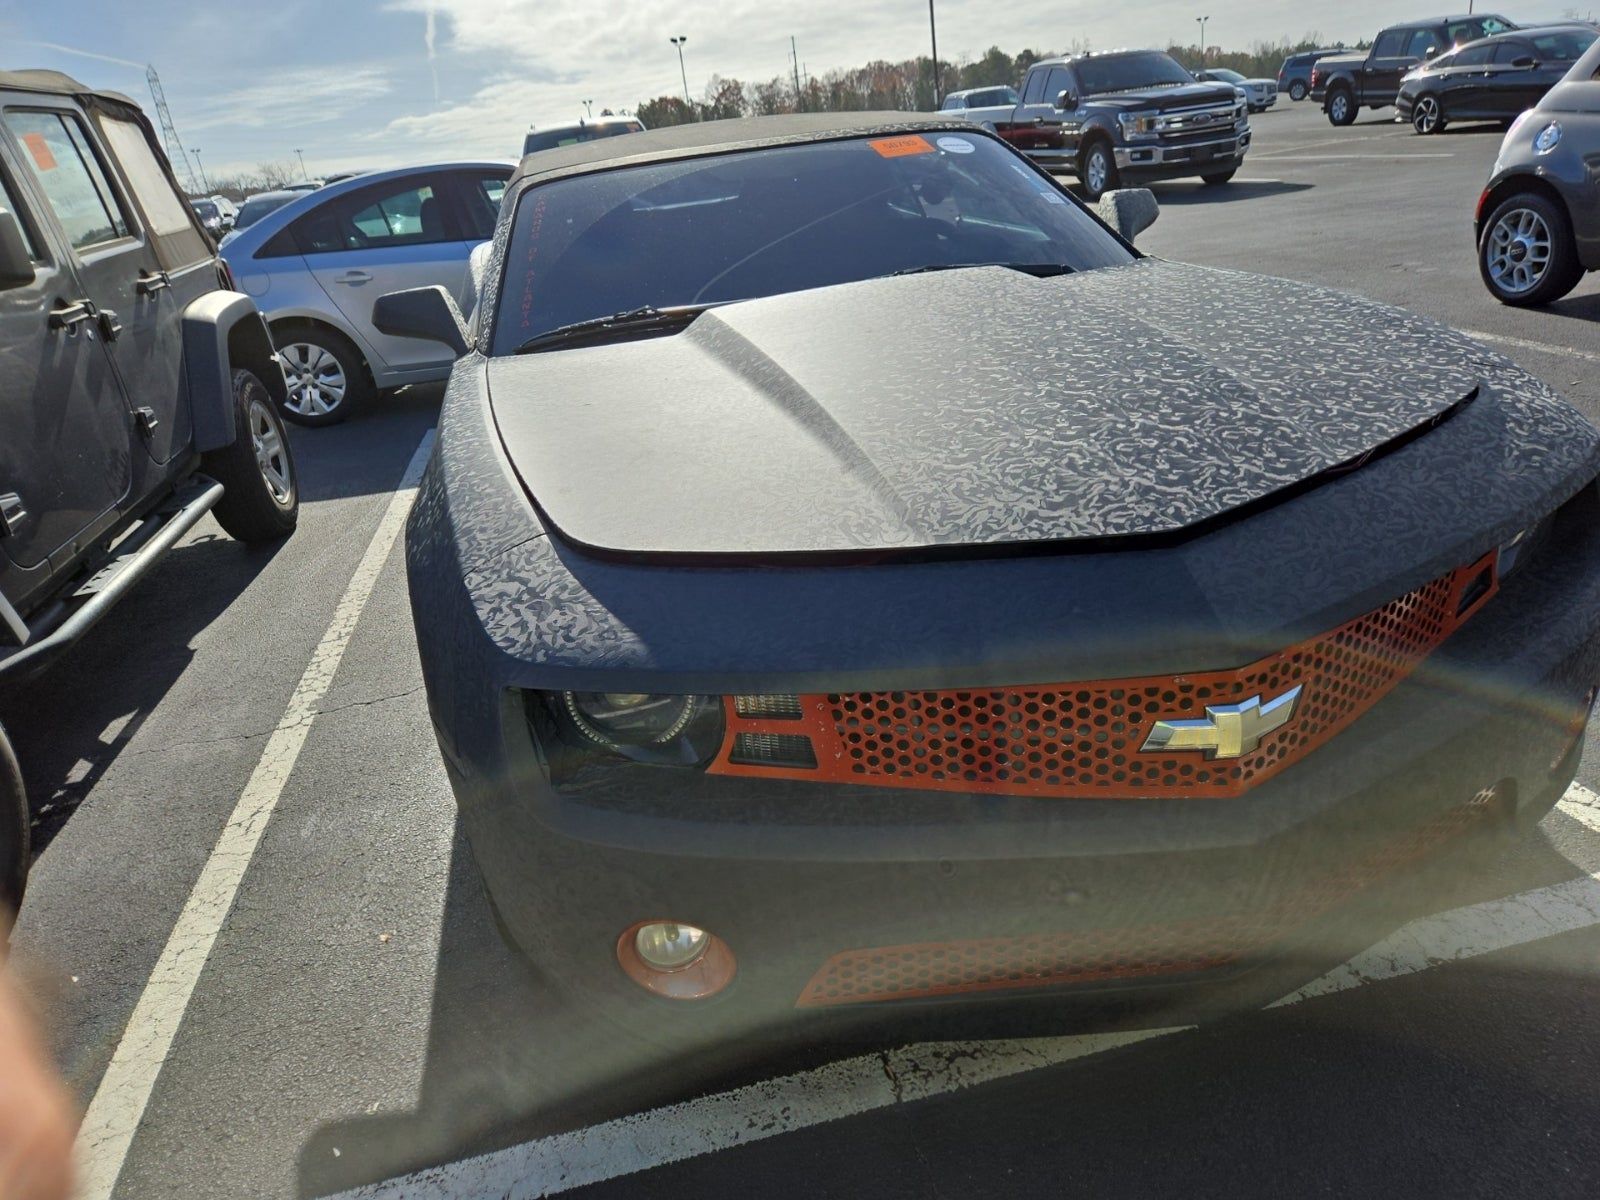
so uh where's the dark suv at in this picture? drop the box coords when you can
[1312,14,1518,125]
[1277,49,1345,102]
[0,70,298,904]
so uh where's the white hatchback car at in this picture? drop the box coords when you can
[221,161,513,424]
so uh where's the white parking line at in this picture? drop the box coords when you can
[74,431,436,1200]
[1256,153,1454,161]
[333,782,1600,1200]
[1459,329,1600,366]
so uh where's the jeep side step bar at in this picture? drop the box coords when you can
[0,477,225,685]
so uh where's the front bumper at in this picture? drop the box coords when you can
[1115,129,1250,175]
[440,505,1600,1032]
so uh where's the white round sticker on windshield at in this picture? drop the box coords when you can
[937,136,976,154]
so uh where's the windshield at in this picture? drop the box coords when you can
[192,200,219,219]
[233,193,295,229]
[1208,68,1246,83]
[494,132,1133,352]
[1531,27,1597,59]
[1077,51,1194,94]
[1448,16,1517,44]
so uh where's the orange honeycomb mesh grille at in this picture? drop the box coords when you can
[710,555,1496,800]
[796,785,1502,1007]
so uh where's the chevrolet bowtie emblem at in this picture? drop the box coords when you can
[1140,685,1303,760]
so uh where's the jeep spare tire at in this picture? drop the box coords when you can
[205,369,300,543]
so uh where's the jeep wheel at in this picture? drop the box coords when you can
[1478,192,1584,307]
[1289,81,1307,102]
[204,369,300,543]
[274,326,371,426]
[1079,140,1118,203]
[1326,88,1356,126]
[0,722,27,912]
[1411,95,1444,135]
[1201,168,1237,186]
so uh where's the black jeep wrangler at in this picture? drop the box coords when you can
[0,71,299,905]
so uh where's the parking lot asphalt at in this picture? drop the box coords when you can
[9,99,1600,1200]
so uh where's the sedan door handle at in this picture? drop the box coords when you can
[336,270,373,285]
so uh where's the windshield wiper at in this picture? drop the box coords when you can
[513,304,719,355]
[891,262,1075,279]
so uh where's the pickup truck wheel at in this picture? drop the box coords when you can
[204,369,300,543]
[273,325,371,426]
[1411,95,1444,135]
[1289,81,1307,101]
[1079,140,1118,202]
[1201,168,1237,186]
[1478,192,1583,307]
[1326,88,1356,126]
[0,721,27,912]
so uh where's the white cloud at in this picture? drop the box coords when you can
[184,65,394,132]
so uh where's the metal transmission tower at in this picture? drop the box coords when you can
[145,66,199,193]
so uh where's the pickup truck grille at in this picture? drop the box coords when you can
[1157,103,1239,137]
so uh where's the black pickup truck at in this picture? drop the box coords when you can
[950,49,1249,201]
[1311,13,1518,125]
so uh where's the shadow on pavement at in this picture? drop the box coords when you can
[1542,291,1600,325]
[0,533,284,856]
[1146,180,1314,205]
[287,384,443,505]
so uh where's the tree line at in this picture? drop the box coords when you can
[635,36,1351,128]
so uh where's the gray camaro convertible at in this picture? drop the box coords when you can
[389,113,1600,1043]
[1477,36,1600,305]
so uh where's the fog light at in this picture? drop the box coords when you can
[635,922,708,970]
[617,920,737,1001]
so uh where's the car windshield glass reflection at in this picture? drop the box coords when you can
[494,133,1134,351]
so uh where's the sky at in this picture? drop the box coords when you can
[2,0,1591,183]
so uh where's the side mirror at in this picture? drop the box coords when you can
[1424,46,1438,60]
[372,286,472,357]
[0,209,34,289]
[1055,89,1078,110]
[1096,188,1160,243]
[1511,55,1537,69]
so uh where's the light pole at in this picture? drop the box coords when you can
[294,148,308,180]
[669,36,692,116]
[190,148,209,192]
[1195,15,1210,66]
[582,99,593,119]
[928,0,941,106]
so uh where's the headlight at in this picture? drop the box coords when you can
[1534,121,1561,154]
[1118,112,1159,137]
[1235,102,1247,121]
[529,690,724,770]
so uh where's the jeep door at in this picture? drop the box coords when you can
[0,134,130,579]
[295,170,476,376]
[3,104,199,467]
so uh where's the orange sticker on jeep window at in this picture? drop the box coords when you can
[868,135,934,158]
[21,133,56,172]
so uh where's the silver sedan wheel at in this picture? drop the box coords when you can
[1085,149,1108,197]
[278,342,348,418]
[1413,96,1440,134]
[248,396,295,509]
[1485,207,1553,296]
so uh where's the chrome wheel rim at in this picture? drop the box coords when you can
[1414,96,1439,133]
[1085,150,1108,196]
[1486,207,1553,295]
[279,342,347,418]
[248,396,294,508]
[1330,93,1349,122]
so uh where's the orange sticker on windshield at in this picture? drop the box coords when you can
[21,133,56,172]
[869,135,935,158]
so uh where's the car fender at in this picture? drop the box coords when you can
[182,290,286,452]
[259,302,399,386]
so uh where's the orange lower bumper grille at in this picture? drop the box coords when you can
[796,785,1501,1007]
[711,555,1496,800]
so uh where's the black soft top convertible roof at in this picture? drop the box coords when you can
[511,111,966,185]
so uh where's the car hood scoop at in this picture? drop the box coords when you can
[487,258,1480,558]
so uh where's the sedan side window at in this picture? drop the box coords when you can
[1490,42,1534,65]
[293,177,455,254]
[1452,45,1495,68]
[5,109,131,251]
[452,172,510,242]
